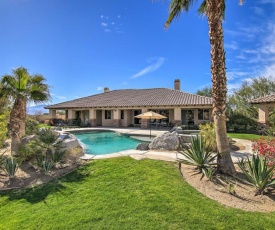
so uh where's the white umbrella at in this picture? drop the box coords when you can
[135,111,167,138]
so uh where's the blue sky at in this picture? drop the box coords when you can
[1,0,275,107]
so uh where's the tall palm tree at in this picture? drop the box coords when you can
[0,67,51,154]
[165,0,244,174]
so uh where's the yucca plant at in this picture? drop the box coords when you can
[3,157,19,178]
[42,160,53,175]
[238,154,275,195]
[180,135,217,180]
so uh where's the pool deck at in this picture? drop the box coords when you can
[61,127,253,163]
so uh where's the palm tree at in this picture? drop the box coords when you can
[165,0,244,174]
[0,67,51,154]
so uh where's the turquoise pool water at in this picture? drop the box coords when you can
[74,131,146,155]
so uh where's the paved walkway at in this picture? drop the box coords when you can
[63,127,253,163]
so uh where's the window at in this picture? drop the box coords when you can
[105,110,111,119]
[198,109,210,121]
[120,110,124,119]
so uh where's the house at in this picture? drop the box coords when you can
[250,94,275,126]
[45,79,213,128]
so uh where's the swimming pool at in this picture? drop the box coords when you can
[73,131,147,155]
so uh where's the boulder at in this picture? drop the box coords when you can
[136,143,149,150]
[21,135,37,146]
[149,132,180,151]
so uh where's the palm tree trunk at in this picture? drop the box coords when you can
[19,97,27,137]
[9,97,25,154]
[206,0,235,174]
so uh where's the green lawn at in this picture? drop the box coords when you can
[227,133,262,140]
[0,157,274,229]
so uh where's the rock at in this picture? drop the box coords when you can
[136,143,149,150]
[21,135,37,145]
[62,134,84,162]
[149,132,180,151]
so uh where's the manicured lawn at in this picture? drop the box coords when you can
[0,157,274,229]
[227,133,262,140]
[37,123,51,128]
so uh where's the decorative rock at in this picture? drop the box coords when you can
[21,135,37,145]
[136,143,149,150]
[149,132,180,151]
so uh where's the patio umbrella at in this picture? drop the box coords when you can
[134,111,167,138]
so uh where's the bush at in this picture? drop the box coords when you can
[0,111,8,147]
[26,128,65,166]
[199,122,217,152]
[179,135,216,180]
[227,113,258,134]
[26,118,39,135]
[252,137,275,166]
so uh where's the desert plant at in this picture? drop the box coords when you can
[42,160,53,175]
[51,149,65,163]
[238,154,275,195]
[3,157,19,178]
[225,177,236,195]
[28,128,65,163]
[180,135,217,180]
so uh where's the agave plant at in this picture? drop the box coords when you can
[180,135,216,179]
[3,157,19,178]
[238,154,275,195]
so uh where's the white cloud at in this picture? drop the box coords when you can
[117,15,121,18]
[97,86,103,91]
[225,41,238,50]
[227,83,243,94]
[252,6,265,15]
[130,57,166,79]
[56,95,66,100]
[100,15,104,19]
[51,93,66,100]
[260,0,275,5]
[104,29,111,32]
[101,22,108,27]
[226,70,249,81]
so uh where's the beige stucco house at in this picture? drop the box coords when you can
[45,79,213,128]
[251,94,275,126]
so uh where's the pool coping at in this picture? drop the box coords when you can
[59,127,253,163]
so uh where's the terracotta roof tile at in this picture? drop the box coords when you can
[45,88,213,109]
[250,94,275,104]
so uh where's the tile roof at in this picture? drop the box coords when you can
[45,88,213,109]
[250,94,275,104]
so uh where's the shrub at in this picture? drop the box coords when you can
[199,122,217,152]
[179,135,217,180]
[252,137,275,166]
[238,154,275,195]
[27,128,65,165]
[26,118,39,135]
[0,111,8,147]
[226,113,258,134]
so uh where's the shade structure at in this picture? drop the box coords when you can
[134,111,167,138]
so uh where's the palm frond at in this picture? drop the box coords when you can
[165,0,195,27]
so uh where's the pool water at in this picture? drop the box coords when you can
[74,131,146,155]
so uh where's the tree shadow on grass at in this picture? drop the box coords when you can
[0,164,92,204]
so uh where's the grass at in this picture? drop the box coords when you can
[37,123,51,128]
[227,133,262,140]
[0,157,275,229]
